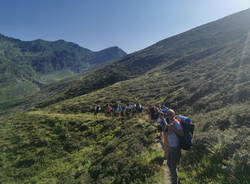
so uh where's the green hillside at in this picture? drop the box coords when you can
[0,9,250,184]
[0,112,164,183]
[0,34,126,105]
[27,8,250,109]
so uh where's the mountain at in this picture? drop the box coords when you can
[0,9,250,184]
[0,34,126,104]
[30,8,250,109]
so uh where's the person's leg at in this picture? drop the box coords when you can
[167,147,181,184]
[163,132,168,159]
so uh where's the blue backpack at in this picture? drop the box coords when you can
[176,115,194,150]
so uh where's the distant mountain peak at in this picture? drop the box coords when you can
[0,33,127,102]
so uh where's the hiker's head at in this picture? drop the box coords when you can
[160,112,164,118]
[167,109,175,120]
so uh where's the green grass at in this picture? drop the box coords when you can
[0,111,165,184]
[178,103,250,184]
[1,9,250,184]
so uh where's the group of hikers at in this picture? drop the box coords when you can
[146,103,180,183]
[93,103,145,118]
[94,102,194,184]
[148,103,194,184]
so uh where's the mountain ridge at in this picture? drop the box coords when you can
[0,33,127,104]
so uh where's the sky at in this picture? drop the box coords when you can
[0,0,250,53]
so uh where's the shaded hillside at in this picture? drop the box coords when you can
[0,34,126,104]
[31,9,250,109]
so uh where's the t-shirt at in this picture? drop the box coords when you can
[107,106,112,112]
[168,120,183,148]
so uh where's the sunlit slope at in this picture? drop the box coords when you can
[0,111,163,184]
[41,32,250,184]
[35,9,250,108]
[40,21,250,183]
[0,9,250,184]
[46,36,250,115]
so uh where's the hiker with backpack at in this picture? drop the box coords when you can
[94,105,101,118]
[117,104,122,117]
[150,105,159,124]
[139,103,144,113]
[158,112,169,160]
[124,104,129,118]
[164,109,184,184]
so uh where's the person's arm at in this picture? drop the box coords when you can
[163,120,169,131]
[171,122,184,137]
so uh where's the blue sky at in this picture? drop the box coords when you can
[0,0,250,53]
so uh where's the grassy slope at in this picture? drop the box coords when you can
[0,9,250,184]
[0,112,164,184]
[1,36,248,183]
[46,37,250,115]
[37,35,249,183]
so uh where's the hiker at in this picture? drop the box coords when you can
[161,104,169,118]
[158,112,169,159]
[132,104,136,116]
[94,105,101,118]
[148,104,152,122]
[164,109,184,184]
[128,104,133,117]
[94,105,98,117]
[106,104,112,117]
[125,104,130,118]
[94,105,100,118]
[121,104,125,116]
[139,103,144,113]
[150,105,159,124]
[112,105,116,116]
[117,104,122,117]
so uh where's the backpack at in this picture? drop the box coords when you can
[150,107,158,120]
[176,115,195,150]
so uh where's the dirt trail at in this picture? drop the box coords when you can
[157,142,171,184]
